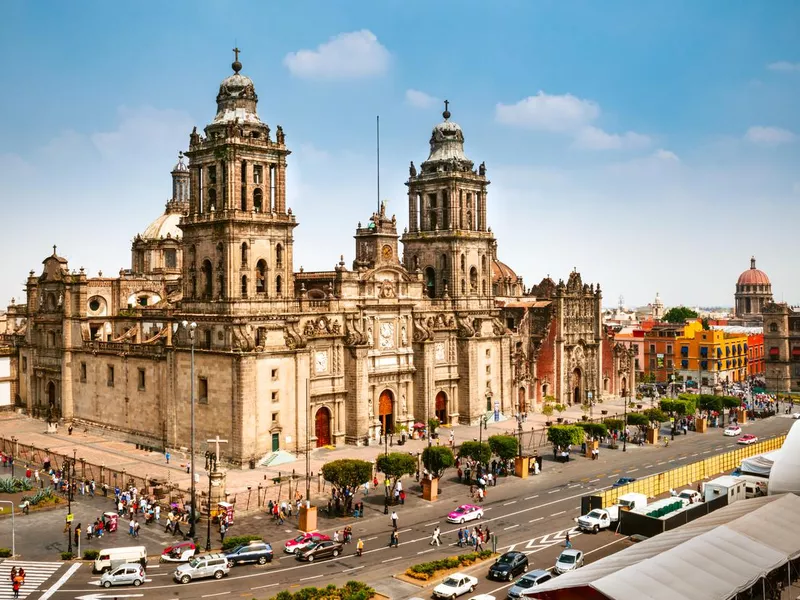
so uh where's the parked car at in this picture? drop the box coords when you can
[160,541,196,563]
[792,412,800,419]
[554,549,584,574]
[284,532,331,553]
[677,490,702,505]
[99,563,146,588]
[173,553,230,584]
[225,540,273,567]
[507,569,553,599]
[447,504,484,524]
[724,425,742,436]
[432,572,478,598]
[738,434,759,445]
[487,551,528,581]
[295,540,344,562]
[612,477,636,488]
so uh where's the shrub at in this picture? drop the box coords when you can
[221,535,262,551]
[405,550,493,580]
[0,548,11,558]
[60,551,74,560]
[422,446,455,479]
[488,435,519,461]
[83,549,100,560]
[268,580,374,600]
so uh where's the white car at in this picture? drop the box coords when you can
[554,549,584,574]
[792,412,800,419]
[724,425,742,436]
[677,490,702,505]
[433,573,478,599]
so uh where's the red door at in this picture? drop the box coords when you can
[315,407,331,447]
[379,390,394,435]
[435,391,448,424]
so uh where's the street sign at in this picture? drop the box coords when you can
[66,513,74,522]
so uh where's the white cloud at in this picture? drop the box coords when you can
[405,89,439,109]
[283,30,390,80]
[653,149,680,162]
[495,91,649,151]
[744,126,797,146]
[573,126,651,150]
[495,91,599,133]
[767,61,800,72]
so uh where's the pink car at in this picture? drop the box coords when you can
[737,434,758,445]
[284,532,331,554]
[447,504,484,524]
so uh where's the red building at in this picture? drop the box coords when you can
[747,332,764,378]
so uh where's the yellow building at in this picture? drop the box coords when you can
[676,322,749,390]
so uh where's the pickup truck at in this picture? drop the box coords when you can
[577,492,648,533]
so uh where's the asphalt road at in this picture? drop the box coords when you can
[5,414,794,600]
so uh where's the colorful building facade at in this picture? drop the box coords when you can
[676,322,751,389]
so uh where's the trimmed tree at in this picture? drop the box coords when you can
[376,452,417,492]
[488,435,519,461]
[542,403,555,421]
[458,441,492,465]
[422,446,455,479]
[603,418,624,432]
[626,412,650,435]
[577,422,608,440]
[643,408,668,424]
[546,425,584,449]
[321,459,373,499]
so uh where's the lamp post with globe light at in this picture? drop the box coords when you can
[181,320,198,540]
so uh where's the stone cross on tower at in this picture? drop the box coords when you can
[207,435,228,465]
[232,47,240,62]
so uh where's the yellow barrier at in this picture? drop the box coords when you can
[595,435,786,508]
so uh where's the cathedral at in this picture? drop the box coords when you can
[0,54,633,465]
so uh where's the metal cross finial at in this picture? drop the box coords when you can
[442,99,451,121]
[52,245,57,256]
[233,47,240,62]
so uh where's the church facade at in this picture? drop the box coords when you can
[0,55,632,465]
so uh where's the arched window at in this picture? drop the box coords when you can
[276,244,283,268]
[275,275,283,296]
[769,322,778,333]
[460,254,466,272]
[241,242,248,267]
[241,275,248,298]
[425,267,436,299]
[469,267,478,294]
[461,279,466,295]
[208,188,217,212]
[481,255,486,272]
[202,260,213,298]
[482,280,487,295]
[256,259,267,294]
[190,275,197,297]
[240,186,246,211]
[253,188,263,213]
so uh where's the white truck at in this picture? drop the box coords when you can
[577,493,647,533]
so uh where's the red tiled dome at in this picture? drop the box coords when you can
[737,257,770,286]
[492,259,518,283]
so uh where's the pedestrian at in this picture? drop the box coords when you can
[565,531,572,549]
[220,521,227,544]
[86,522,93,541]
[173,518,184,538]
[363,480,370,495]
[133,520,140,538]
[11,577,20,599]
[390,510,398,529]
[129,518,135,536]
[165,451,171,464]
[457,528,464,547]
[20,499,29,515]
[278,509,285,525]
[449,430,455,447]
[356,538,364,557]
[400,490,406,505]
[68,424,73,436]
[389,530,399,548]
[333,530,339,543]
[74,523,81,547]
[429,526,441,546]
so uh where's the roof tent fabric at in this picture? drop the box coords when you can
[769,420,800,495]
[533,494,800,600]
[740,449,781,477]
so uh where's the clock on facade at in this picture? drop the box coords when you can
[381,245,393,260]
[314,351,328,373]
[379,322,395,349]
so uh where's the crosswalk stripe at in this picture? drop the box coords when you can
[0,560,63,600]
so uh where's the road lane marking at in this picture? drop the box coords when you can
[656,461,666,465]
[548,489,560,494]
[677,456,687,460]
[38,563,81,600]
[381,556,403,563]
[417,549,434,554]
[626,468,639,473]
[504,524,519,530]
[568,484,581,488]
[525,495,539,500]
[202,593,230,598]
[397,528,412,533]
[668,459,675,463]
[703,450,711,454]
[530,517,543,523]
[589,478,600,483]
[550,510,566,517]
[424,521,439,526]
[691,453,699,457]
[251,583,279,590]
[342,566,364,573]
[715,446,724,450]
[504,500,517,505]
[365,536,377,541]
[644,464,653,468]
[300,574,325,581]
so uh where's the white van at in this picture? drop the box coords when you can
[733,474,768,498]
[94,546,148,573]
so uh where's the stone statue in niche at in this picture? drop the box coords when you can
[401,325,408,346]
[401,395,407,414]
[57,292,63,308]
[368,403,374,419]
[190,126,200,146]
[367,325,374,346]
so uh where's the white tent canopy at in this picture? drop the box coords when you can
[534,494,800,600]
[769,420,800,495]
[740,449,780,477]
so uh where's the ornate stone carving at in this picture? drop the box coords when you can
[232,323,256,351]
[283,321,306,350]
[456,314,475,338]
[379,279,396,299]
[412,316,433,342]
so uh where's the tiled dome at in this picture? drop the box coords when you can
[737,257,770,286]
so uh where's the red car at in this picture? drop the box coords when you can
[737,434,758,445]
[284,532,331,554]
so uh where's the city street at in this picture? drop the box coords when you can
[0,413,791,600]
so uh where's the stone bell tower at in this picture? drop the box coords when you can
[401,102,495,304]
[181,49,296,311]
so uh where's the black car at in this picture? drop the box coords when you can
[296,540,345,562]
[487,550,528,581]
[225,541,273,567]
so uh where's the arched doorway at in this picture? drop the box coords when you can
[435,391,448,424]
[315,407,332,447]
[47,381,56,408]
[518,387,526,414]
[379,389,394,435]
[572,368,582,405]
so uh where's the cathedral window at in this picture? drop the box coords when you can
[198,376,208,404]
[241,243,248,267]
[202,260,213,298]
[256,260,267,293]
[482,280,487,296]
[276,244,283,268]
[107,365,115,387]
[253,165,263,184]
[253,188,263,213]
[241,186,247,211]
[469,267,478,294]
[208,188,217,212]
[138,368,146,391]
[425,267,436,298]
[190,275,197,298]
[207,166,217,184]
[769,322,778,333]
[275,275,283,296]
[461,254,466,272]
[461,279,466,295]
[269,165,276,211]
[241,275,248,298]
[481,255,486,272]
[164,249,177,269]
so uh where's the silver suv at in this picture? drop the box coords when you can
[173,553,230,584]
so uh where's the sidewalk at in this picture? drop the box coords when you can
[0,396,630,501]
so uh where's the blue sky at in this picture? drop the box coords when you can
[1,1,799,308]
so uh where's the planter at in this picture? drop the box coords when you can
[581,415,589,421]
[514,456,529,479]
[584,440,599,458]
[545,421,553,427]
[557,417,564,423]
[736,408,748,424]
[422,477,439,501]
[695,417,707,433]
[299,505,317,533]
[636,404,643,409]
[646,427,659,445]
[601,410,608,415]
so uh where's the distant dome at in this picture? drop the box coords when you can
[172,151,188,172]
[737,257,770,286]
[492,259,518,283]
[141,211,182,241]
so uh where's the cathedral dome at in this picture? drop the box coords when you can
[141,211,182,241]
[212,51,262,125]
[492,259,518,283]
[424,101,472,166]
[737,257,770,286]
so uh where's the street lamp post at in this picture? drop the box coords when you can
[622,391,628,452]
[181,321,198,541]
[515,413,523,458]
[205,452,216,552]
[66,455,73,554]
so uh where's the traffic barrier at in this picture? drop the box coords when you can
[589,434,786,509]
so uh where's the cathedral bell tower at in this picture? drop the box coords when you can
[180,49,296,310]
[401,102,494,302]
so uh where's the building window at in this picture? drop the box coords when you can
[208,165,217,184]
[80,362,87,383]
[198,377,208,404]
[272,412,279,424]
[241,243,248,267]
[256,260,267,294]
[485,365,491,376]
[650,358,656,369]
[138,296,148,307]
[253,188,263,213]
[22,357,27,373]
[271,391,278,403]
[241,275,248,298]
[666,359,673,369]
[681,360,689,368]
[253,165,263,184]
[276,244,283,268]
[275,275,282,296]
[769,323,778,333]
[107,365,115,387]
[666,345,673,355]
[164,248,177,269]
[485,349,491,358]
[649,344,656,354]
[138,368,146,391]
[208,188,217,212]
[271,368,278,381]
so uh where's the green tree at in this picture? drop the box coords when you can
[662,306,699,323]
[546,425,584,448]
[321,459,373,498]
[488,435,519,460]
[422,446,455,479]
[458,441,492,465]
[376,452,417,490]
[626,412,650,434]
[541,403,555,420]
[603,418,624,432]
[577,422,608,440]
[697,394,722,414]
[643,408,668,423]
